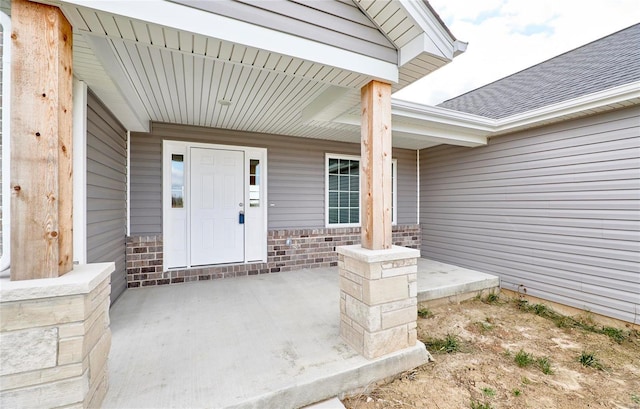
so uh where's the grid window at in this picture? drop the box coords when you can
[326,155,397,227]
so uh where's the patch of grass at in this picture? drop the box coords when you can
[514,350,534,368]
[579,352,603,370]
[424,333,461,354]
[473,321,494,333]
[481,387,496,397]
[417,307,432,319]
[601,326,627,343]
[515,350,553,374]
[631,394,640,404]
[470,401,493,409]
[515,300,631,343]
[537,357,553,375]
[512,389,522,397]
[484,292,500,303]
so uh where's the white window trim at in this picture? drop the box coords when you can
[325,153,397,228]
[72,78,88,265]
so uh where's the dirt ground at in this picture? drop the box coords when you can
[342,296,640,409]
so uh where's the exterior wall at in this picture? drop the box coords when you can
[420,106,640,324]
[130,122,418,234]
[126,225,420,288]
[86,91,128,302]
[170,0,396,63]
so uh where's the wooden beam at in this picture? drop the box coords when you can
[10,0,73,280]
[360,80,392,250]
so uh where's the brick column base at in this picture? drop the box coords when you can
[337,245,419,359]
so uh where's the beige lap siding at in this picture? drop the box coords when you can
[126,225,420,288]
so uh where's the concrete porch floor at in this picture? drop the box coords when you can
[104,258,499,409]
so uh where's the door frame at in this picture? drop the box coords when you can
[162,140,268,270]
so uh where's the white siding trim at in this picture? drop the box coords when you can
[416,149,420,225]
[0,11,11,271]
[72,78,88,265]
[126,130,131,236]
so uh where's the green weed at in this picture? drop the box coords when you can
[579,352,603,370]
[516,301,631,343]
[424,333,461,354]
[537,357,553,375]
[417,307,432,319]
[481,387,496,397]
[514,350,534,367]
[512,389,522,397]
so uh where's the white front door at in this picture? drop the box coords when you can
[190,147,244,265]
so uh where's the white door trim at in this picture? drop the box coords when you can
[162,140,267,270]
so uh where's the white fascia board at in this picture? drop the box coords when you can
[390,81,640,140]
[393,130,486,148]
[392,99,495,130]
[397,0,459,60]
[333,112,488,147]
[399,33,447,66]
[492,81,640,132]
[60,0,398,83]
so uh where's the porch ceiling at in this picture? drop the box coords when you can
[63,1,464,150]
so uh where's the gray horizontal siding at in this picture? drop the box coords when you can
[420,106,640,324]
[87,91,127,303]
[169,0,396,63]
[130,123,417,235]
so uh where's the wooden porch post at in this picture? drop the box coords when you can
[10,0,73,280]
[360,80,392,250]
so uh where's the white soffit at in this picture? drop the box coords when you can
[59,0,398,83]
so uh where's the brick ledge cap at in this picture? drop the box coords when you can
[337,245,420,263]
[0,262,115,302]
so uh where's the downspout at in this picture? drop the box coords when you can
[1,11,11,272]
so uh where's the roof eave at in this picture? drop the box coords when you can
[391,81,640,146]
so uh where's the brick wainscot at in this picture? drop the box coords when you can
[126,225,421,288]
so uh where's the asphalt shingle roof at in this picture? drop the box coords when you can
[437,23,640,119]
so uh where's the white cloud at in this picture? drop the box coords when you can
[394,0,640,105]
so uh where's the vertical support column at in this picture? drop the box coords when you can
[360,80,392,250]
[338,80,421,359]
[10,0,73,280]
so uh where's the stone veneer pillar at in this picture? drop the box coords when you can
[337,245,420,359]
[0,263,114,408]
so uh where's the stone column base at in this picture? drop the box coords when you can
[337,245,419,359]
[0,263,114,408]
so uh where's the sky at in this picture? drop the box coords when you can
[393,0,640,106]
